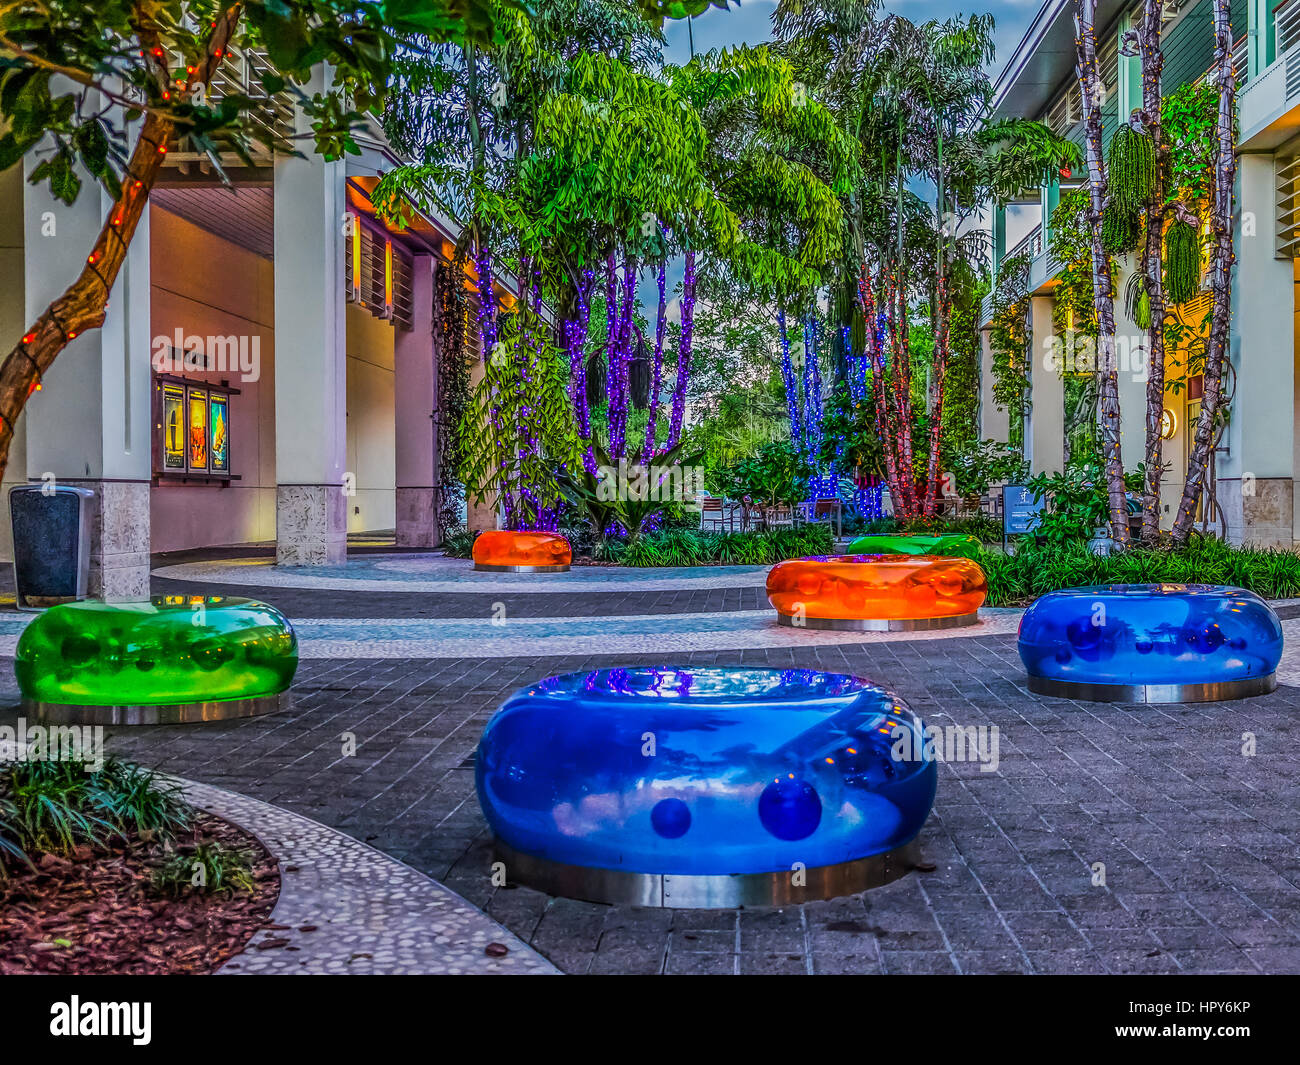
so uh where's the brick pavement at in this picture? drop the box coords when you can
[3,558,1300,974]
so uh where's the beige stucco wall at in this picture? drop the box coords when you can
[148,205,277,551]
[345,303,396,534]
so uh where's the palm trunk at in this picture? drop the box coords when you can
[923,272,950,515]
[643,261,667,454]
[861,272,904,513]
[1076,0,1129,543]
[1171,1,1234,542]
[666,249,696,449]
[0,10,242,483]
[1138,1,1168,543]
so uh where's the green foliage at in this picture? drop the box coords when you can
[988,251,1032,446]
[718,440,814,508]
[459,304,582,527]
[0,1,500,200]
[1162,83,1220,203]
[0,756,191,874]
[1100,203,1142,254]
[553,439,702,546]
[152,840,256,898]
[620,524,832,566]
[1026,462,1143,546]
[1105,123,1155,215]
[946,439,1029,498]
[982,538,1300,607]
[819,383,882,479]
[1164,219,1201,305]
[855,513,1003,543]
[441,527,477,558]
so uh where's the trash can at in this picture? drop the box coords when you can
[9,484,94,611]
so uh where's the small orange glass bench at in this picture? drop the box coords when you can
[472,530,572,572]
[766,553,986,630]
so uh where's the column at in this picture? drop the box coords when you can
[978,326,1009,443]
[272,81,347,565]
[0,165,27,562]
[394,254,439,547]
[1027,294,1063,476]
[1219,153,1294,547]
[22,141,153,601]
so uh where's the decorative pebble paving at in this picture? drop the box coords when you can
[176,779,557,975]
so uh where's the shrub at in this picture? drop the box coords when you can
[441,527,476,558]
[151,840,256,898]
[981,538,1300,606]
[0,756,191,875]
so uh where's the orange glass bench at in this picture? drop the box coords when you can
[766,553,986,630]
[472,530,572,572]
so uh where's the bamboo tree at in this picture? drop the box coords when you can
[1171,0,1235,542]
[1076,0,1130,543]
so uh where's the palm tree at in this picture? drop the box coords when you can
[1171,0,1236,542]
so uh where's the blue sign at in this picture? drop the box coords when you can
[1003,485,1043,536]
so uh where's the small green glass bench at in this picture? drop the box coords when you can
[845,533,982,560]
[15,596,298,725]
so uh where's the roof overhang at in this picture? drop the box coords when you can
[989,0,1130,123]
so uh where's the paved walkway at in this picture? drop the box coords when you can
[2,550,1299,975]
[178,779,555,974]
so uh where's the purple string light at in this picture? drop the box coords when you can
[643,260,667,455]
[666,249,696,450]
[778,308,802,444]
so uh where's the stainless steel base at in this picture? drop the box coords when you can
[1027,673,1277,704]
[494,839,923,908]
[22,690,291,725]
[473,562,570,573]
[777,611,979,632]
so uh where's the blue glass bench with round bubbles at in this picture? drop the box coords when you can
[475,666,937,908]
[1018,584,1283,703]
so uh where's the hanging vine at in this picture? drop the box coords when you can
[434,255,473,537]
[1163,218,1202,305]
[988,251,1032,452]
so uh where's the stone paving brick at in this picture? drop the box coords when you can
[7,571,1300,976]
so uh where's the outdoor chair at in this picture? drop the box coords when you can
[700,496,729,532]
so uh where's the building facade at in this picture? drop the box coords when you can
[0,60,504,597]
[981,0,1300,548]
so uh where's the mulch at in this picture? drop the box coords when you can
[0,813,280,975]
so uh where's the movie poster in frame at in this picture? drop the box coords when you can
[187,387,209,471]
[209,393,229,473]
[162,384,185,470]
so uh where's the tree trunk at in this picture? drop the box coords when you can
[666,249,696,449]
[1137,1,1168,544]
[0,9,242,485]
[643,261,667,454]
[1171,1,1235,542]
[1076,0,1129,543]
[923,271,950,516]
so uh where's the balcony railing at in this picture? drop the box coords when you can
[1279,0,1300,57]
[1006,225,1043,264]
[165,46,295,166]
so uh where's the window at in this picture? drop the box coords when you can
[153,374,239,481]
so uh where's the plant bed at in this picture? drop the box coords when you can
[1,756,279,975]
[0,811,278,975]
[980,538,1300,607]
[443,525,835,567]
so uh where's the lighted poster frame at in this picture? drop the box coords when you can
[152,373,239,482]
